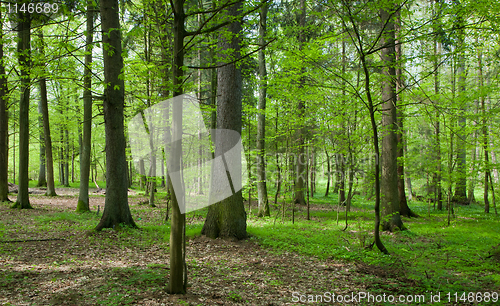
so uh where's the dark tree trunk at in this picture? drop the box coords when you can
[294,0,306,206]
[324,149,330,197]
[95,0,136,230]
[452,2,467,204]
[39,35,57,197]
[64,129,70,186]
[77,1,94,212]
[168,0,186,294]
[337,154,346,205]
[0,9,10,202]
[37,101,46,187]
[139,158,146,190]
[432,18,443,210]
[395,12,417,218]
[202,1,247,240]
[380,4,403,231]
[256,3,270,217]
[12,10,33,209]
[478,46,490,213]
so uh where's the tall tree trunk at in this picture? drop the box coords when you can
[256,3,270,217]
[168,0,186,294]
[310,148,316,196]
[0,9,10,202]
[64,129,70,186]
[139,158,146,190]
[77,1,94,212]
[12,10,33,209]
[432,20,443,210]
[39,35,57,197]
[343,0,388,253]
[380,4,403,231]
[338,154,346,205]
[324,148,330,197]
[37,102,46,187]
[452,1,467,204]
[294,0,306,206]
[395,12,416,218]
[202,1,247,240]
[95,0,136,230]
[478,46,490,213]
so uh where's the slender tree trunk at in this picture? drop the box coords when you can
[202,1,247,240]
[256,3,270,217]
[168,0,186,294]
[325,148,330,197]
[95,0,136,230]
[274,112,281,205]
[310,149,316,196]
[197,18,204,195]
[64,129,70,186]
[161,153,166,188]
[452,2,467,204]
[40,70,57,195]
[380,4,403,231]
[77,1,94,212]
[139,158,146,190]
[478,46,490,213]
[0,9,10,202]
[346,153,355,212]
[71,146,75,183]
[467,139,478,204]
[395,11,406,207]
[432,28,443,210]
[346,0,389,251]
[333,160,340,194]
[395,12,416,218]
[12,10,33,209]
[362,51,388,253]
[338,154,346,205]
[404,141,413,201]
[294,0,306,206]
[37,102,46,187]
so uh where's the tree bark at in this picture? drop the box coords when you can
[36,102,46,187]
[478,45,489,213]
[395,12,416,218]
[452,1,467,204]
[256,3,270,217]
[431,16,443,210]
[324,148,330,197]
[95,0,136,230]
[168,0,186,294]
[202,1,247,240]
[64,129,70,186]
[294,0,307,206]
[39,37,57,197]
[380,4,403,231]
[337,153,346,205]
[12,10,33,209]
[77,1,94,212]
[0,9,10,202]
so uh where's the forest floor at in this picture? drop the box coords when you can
[0,187,499,305]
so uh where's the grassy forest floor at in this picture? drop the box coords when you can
[0,185,499,305]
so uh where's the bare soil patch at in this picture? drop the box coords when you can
[0,191,404,305]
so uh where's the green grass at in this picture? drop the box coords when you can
[247,197,500,298]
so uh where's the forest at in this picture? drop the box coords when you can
[0,0,500,304]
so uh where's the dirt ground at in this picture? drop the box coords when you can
[0,189,407,305]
